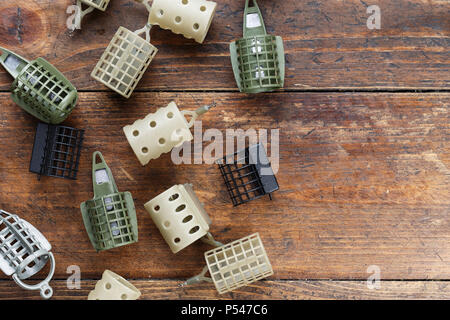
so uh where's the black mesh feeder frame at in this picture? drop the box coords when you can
[0,210,55,299]
[29,122,85,180]
[0,47,78,124]
[230,0,285,93]
[217,143,279,206]
[182,233,273,294]
[80,152,138,252]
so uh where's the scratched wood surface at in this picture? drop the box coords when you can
[0,0,449,300]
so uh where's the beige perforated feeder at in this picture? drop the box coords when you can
[148,0,217,43]
[88,270,141,300]
[123,101,215,165]
[91,23,158,98]
[145,183,222,254]
[183,233,273,294]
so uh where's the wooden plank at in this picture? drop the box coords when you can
[0,0,448,91]
[0,92,448,280]
[0,280,448,300]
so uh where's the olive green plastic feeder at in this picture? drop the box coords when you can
[230,0,285,93]
[0,47,78,124]
[81,151,138,252]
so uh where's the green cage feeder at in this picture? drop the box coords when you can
[0,47,78,124]
[230,0,285,93]
[81,151,138,252]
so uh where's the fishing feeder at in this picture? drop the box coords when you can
[147,0,217,43]
[144,183,222,254]
[72,0,111,30]
[183,233,273,294]
[80,151,138,252]
[0,47,78,124]
[91,23,158,98]
[230,0,285,93]
[88,270,141,300]
[30,122,85,180]
[217,143,279,206]
[0,210,55,299]
[123,101,215,166]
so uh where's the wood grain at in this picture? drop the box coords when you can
[0,280,448,300]
[0,0,448,91]
[0,92,448,282]
[0,0,448,300]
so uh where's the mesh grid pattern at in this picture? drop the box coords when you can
[205,233,273,294]
[217,149,265,206]
[42,126,84,179]
[81,0,110,10]
[235,35,282,92]
[91,27,157,98]
[11,60,77,124]
[0,213,47,278]
[83,192,137,251]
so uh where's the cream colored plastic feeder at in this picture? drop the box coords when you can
[183,233,273,294]
[123,101,215,165]
[91,24,158,98]
[149,0,217,43]
[88,270,141,300]
[145,183,222,253]
[73,0,111,30]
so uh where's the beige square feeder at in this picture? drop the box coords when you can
[145,183,222,254]
[91,25,158,98]
[123,101,215,165]
[149,0,217,43]
[183,233,273,294]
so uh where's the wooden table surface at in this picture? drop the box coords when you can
[0,0,448,300]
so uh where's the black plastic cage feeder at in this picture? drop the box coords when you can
[217,143,279,206]
[30,122,85,180]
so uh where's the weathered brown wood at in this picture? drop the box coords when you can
[0,92,448,283]
[0,280,448,300]
[0,0,448,91]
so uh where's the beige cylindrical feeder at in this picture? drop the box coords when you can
[123,101,215,165]
[183,233,274,294]
[144,183,222,253]
[88,270,141,300]
[148,0,217,43]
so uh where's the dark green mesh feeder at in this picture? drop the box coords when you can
[230,0,285,93]
[0,47,78,124]
[81,152,138,252]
